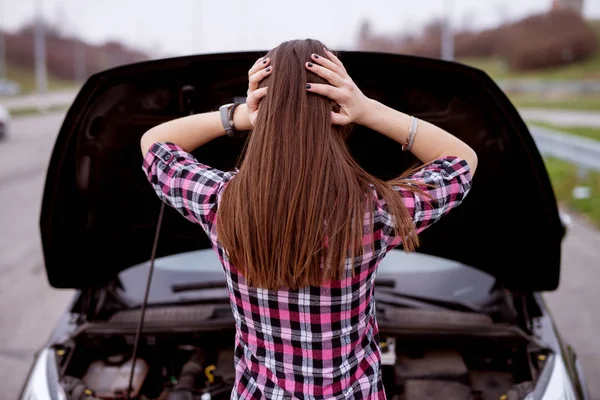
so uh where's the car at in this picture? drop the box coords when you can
[20,50,590,400]
[0,78,21,96]
[0,103,10,140]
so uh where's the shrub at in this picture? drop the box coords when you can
[356,9,598,72]
[500,10,598,70]
[3,21,149,81]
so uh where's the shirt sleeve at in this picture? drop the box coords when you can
[142,142,235,233]
[376,156,473,250]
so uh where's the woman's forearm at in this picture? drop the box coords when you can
[360,99,478,174]
[140,104,252,156]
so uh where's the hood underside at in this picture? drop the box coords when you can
[40,51,564,291]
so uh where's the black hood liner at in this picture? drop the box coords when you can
[39,51,564,291]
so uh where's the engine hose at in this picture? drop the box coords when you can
[167,350,205,400]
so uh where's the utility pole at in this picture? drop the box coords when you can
[70,3,86,82]
[34,0,48,94]
[441,0,455,61]
[74,40,85,81]
[0,0,6,80]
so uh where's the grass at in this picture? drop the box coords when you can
[533,125,600,228]
[4,63,80,95]
[459,19,600,82]
[544,157,600,228]
[8,104,69,117]
[528,121,600,141]
[459,57,511,80]
[510,93,600,112]
[460,51,600,82]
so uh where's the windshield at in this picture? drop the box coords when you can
[117,250,496,306]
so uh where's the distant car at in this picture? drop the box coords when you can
[0,104,10,140]
[20,51,590,400]
[0,78,21,96]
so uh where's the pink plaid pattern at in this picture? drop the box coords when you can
[143,142,472,399]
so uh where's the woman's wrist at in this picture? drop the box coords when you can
[357,99,412,146]
[233,103,252,131]
[356,98,383,128]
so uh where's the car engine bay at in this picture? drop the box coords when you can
[55,320,545,400]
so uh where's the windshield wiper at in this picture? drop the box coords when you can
[374,279,482,313]
[171,281,228,293]
[375,289,482,313]
[172,279,482,313]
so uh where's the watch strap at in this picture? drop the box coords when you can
[220,103,242,137]
[219,103,234,136]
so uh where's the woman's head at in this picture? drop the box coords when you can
[217,39,420,290]
[254,39,349,147]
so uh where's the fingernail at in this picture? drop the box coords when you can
[313,54,319,59]
[306,83,311,89]
[263,59,267,64]
[266,66,271,72]
[307,62,313,67]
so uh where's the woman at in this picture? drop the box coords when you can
[141,39,477,399]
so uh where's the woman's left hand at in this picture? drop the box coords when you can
[246,56,272,126]
[305,49,371,126]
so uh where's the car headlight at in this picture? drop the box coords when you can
[537,354,577,400]
[20,349,66,400]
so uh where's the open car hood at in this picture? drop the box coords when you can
[40,51,564,291]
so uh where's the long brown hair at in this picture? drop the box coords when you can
[218,39,425,290]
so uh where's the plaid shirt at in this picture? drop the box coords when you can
[143,142,472,399]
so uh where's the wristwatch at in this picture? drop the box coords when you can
[219,103,241,137]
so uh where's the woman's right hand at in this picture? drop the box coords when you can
[305,49,372,126]
[246,56,272,127]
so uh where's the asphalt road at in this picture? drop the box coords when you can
[0,113,74,400]
[0,113,599,400]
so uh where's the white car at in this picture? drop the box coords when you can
[0,104,10,140]
[20,50,590,400]
[0,78,21,95]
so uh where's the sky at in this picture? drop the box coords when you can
[2,0,600,57]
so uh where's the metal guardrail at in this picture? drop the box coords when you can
[500,80,600,94]
[521,109,600,129]
[529,125,600,172]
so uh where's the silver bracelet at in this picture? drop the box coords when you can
[402,116,419,152]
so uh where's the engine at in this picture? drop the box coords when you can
[56,328,539,400]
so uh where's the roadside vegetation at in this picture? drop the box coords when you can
[4,64,79,95]
[1,20,148,95]
[460,50,600,82]
[528,122,600,227]
[509,94,600,112]
[460,19,600,81]
[544,157,600,228]
[8,104,69,117]
[460,19,600,111]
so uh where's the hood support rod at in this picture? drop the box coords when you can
[126,202,166,400]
